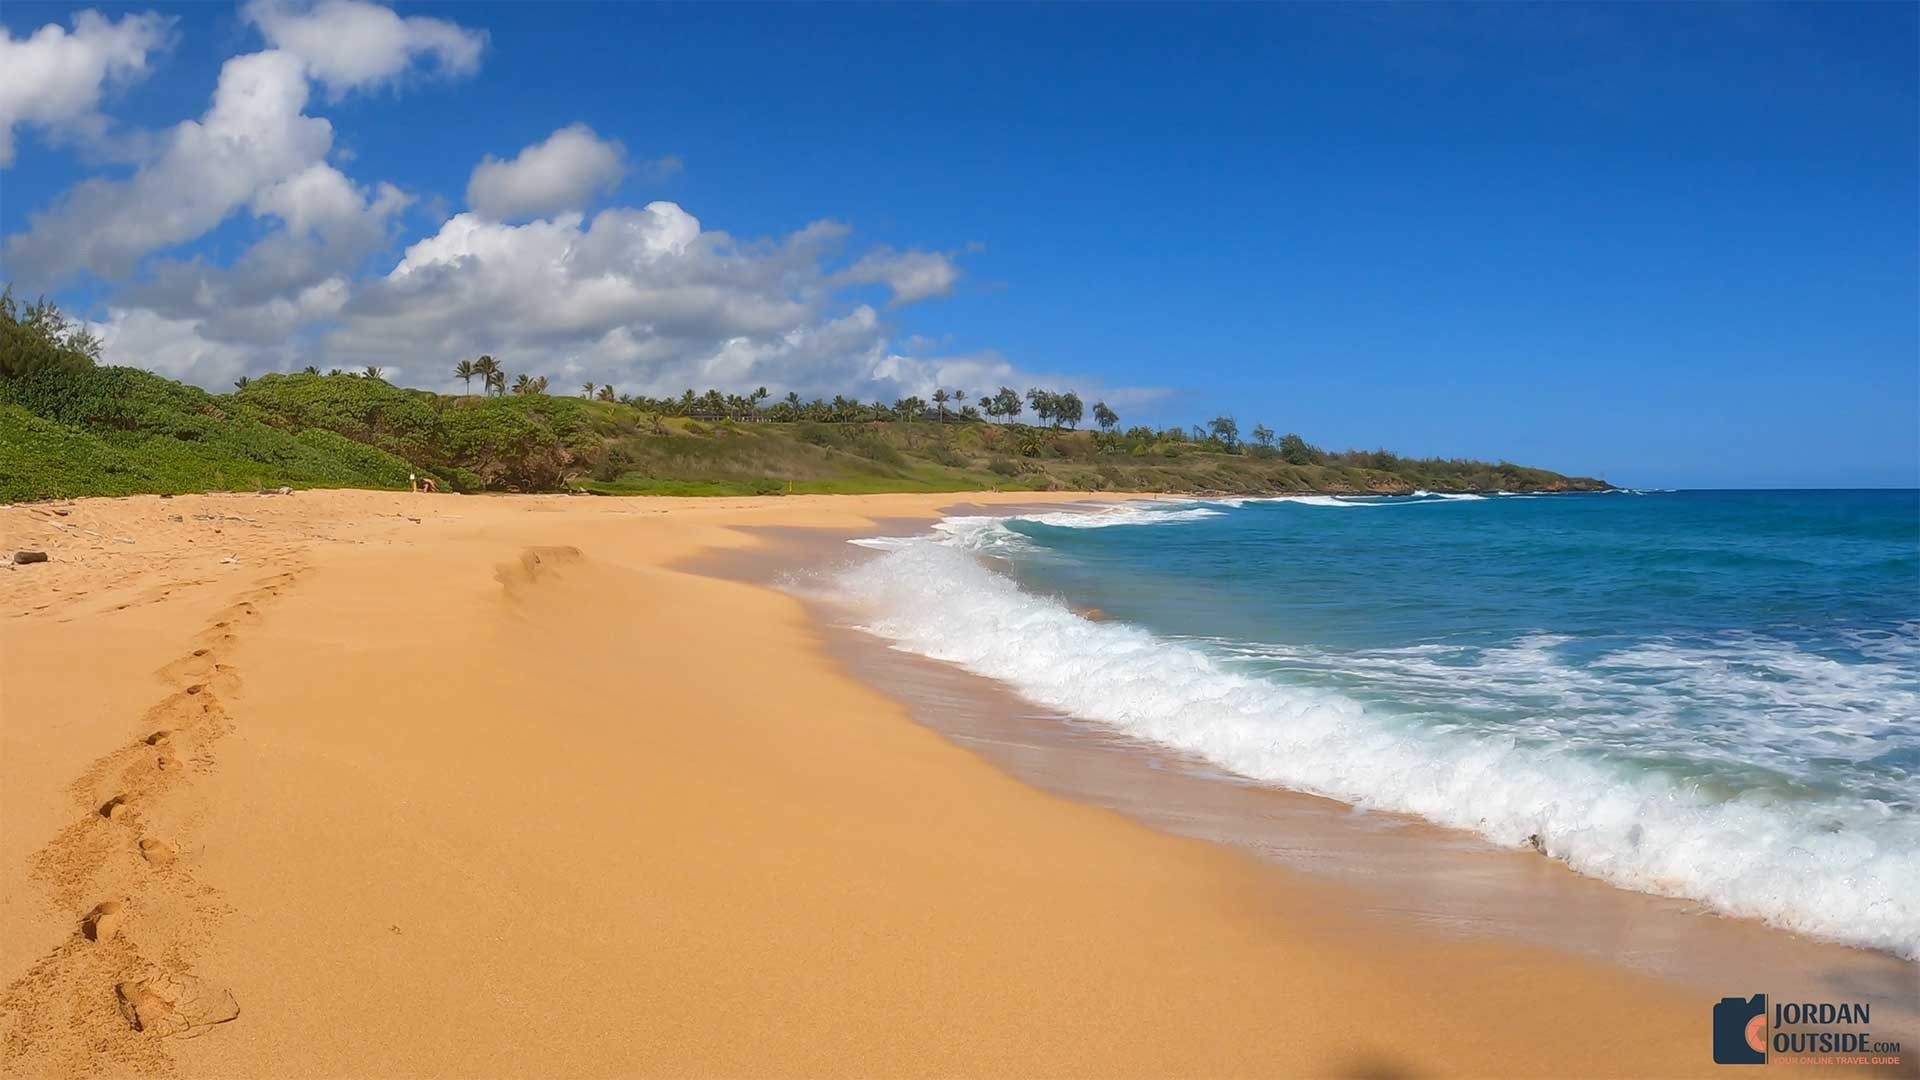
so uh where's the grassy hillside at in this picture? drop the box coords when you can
[0,364,1606,503]
[0,370,414,502]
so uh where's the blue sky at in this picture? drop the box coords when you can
[2,2,1915,487]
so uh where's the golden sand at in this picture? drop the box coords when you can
[1,489,1735,1077]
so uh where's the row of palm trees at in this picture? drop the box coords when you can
[239,364,383,388]
[441,355,1129,431]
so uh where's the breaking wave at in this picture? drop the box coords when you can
[832,508,1920,957]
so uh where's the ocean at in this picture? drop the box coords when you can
[832,490,1920,958]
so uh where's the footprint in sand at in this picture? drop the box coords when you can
[144,731,171,746]
[154,749,182,771]
[191,648,209,657]
[115,973,240,1037]
[184,685,205,696]
[82,900,126,941]
[138,838,177,868]
[100,795,133,821]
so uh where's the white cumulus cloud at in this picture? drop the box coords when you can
[4,49,333,283]
[838,247,963,306]
[89,307,266,389]
[466,124,627,222]
[120,163,410,345]
[0,10,173,166]
[242,0,485,99]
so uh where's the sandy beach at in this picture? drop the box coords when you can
[0,489,1822,1077]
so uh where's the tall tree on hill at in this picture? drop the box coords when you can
[1055,390,1084,430]
[302,365,320,375]
[931,387,950,421]
[1252,424,1275,449]
[364,365,385,381]
[1208,415,1240,452]
[581,382,595,399]
[989,386,1022,423]
[1026,387,1057,427]
[1093,401,1118,431]
[473,355,500,395]
[512,373,533,395]
[454,359,476,395]
[233,375,250,389]
[598,384,616,402]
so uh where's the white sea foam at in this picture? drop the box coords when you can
[1018,503,1226,529]
[833,526,1920,957]
[1286,495,1384,508]
[849,501,1226,555]
[1282,494,1479,508]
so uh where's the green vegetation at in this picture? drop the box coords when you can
[1,287,102,381]
[0,289,1607,503]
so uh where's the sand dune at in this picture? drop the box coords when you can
[2,490,1734,1077]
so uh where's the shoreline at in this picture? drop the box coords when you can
[0,489,1905,1077]
[693,507,1920,1015]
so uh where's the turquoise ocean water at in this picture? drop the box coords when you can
[835,490,1920,956]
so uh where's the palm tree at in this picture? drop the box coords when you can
[533,376,549,394]
[1208,415,1240,452]
[454,359,476,395]
[512,373,534,395]
[302,365,320,375]
[233,375,250,389]
[596,384,616,402]
[472,355,500,395]
[487,370,505,396]
[931,388,950,421]
[327,368,344,377]
[581,382,595,399]
[363,365,385,381]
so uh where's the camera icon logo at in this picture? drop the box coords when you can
[1713,994,1768,1065]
